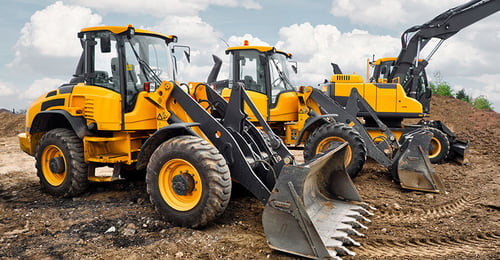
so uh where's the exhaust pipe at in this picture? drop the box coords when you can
[263,143,374,259]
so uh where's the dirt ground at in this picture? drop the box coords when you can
[1,95,499,259]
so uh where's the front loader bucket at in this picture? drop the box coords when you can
[393,129,446,193]
[263,143,374,259]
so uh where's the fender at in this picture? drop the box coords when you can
[135,123,200,170]
[294,112,335,146]
[30,110,91,139]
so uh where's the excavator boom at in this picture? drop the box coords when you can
[390,0,500,96]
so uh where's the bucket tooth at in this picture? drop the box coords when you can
[262,144,373,259]
[339,228,365,237]
[342,220,368,230]
[332,235,361,247]
[359,202,377,211]
[328,245,356,256]
[347,213,371,223]
[352,206,374,216]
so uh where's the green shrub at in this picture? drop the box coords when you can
[430,72,453,97]
[435,83,454,97]
[472,96,493,110]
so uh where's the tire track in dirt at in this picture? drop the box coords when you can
[354,231,499,258]
[372,196,479,223]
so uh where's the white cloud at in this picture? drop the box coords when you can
[330,0,465,28]
[147,16,269,82]
[9,1,102,78]
[0,82,16,97]
[15,1,101,58]
[68,0,261,17]
[470,74,500,110]
[20,78,67,100]
[147,15,228,82]
[227,34,269,47]
[275,23,400,84]
[445,74,500,110]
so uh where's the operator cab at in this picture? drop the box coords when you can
[369,57,431,113]
[226,45,296,108]
[72,26,178,112]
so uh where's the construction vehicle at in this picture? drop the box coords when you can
[17,25,375,259]
[206,43,445,193]
[324,0,500,164]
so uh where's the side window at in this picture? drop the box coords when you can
[239,53,265,94]
[416,70,429,98]
[377,61,394,83]
[93,34,119,92]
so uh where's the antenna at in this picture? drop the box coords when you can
[219,37,229,48]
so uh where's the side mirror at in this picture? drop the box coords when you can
[126,26,135,39]
[173,45,191,63]
[184,50,191,63]
[290,60,298,74]
[100,35,111,53]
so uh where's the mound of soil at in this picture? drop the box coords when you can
[1,96,498,259]
[0,111,25,137]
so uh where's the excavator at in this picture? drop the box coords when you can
[324,0,500,164]
[18,25,374,259]
[206,43,445,193]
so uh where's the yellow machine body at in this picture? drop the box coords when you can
[327,73,425,117]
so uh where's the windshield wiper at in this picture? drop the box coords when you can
[270,58,293,88]
[127,40,162,86]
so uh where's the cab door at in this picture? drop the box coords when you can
[231,50,269,121]
[71,31,122,131]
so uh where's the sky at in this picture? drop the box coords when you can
[0,0,499,112]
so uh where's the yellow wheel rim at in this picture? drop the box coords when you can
[41,145,66,187]
[429,137,442,158]
[316,137,352,166]
[158,159,203,211]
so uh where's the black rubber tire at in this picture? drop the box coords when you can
[146,135,232,228]
[303,123,367,179]
[427,127,450,164]
[35,128,89,197]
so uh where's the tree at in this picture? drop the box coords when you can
[455,88,471,103]
[472,96,493,110]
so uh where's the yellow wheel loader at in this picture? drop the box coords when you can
[18,25,373,259]
[324,0,500,165]
[206,43,445,193]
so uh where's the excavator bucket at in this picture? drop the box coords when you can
[263,143,374,259]
[392,129,446,193]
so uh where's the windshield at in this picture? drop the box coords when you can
[269,52,295,103]
[229,49,296,102]
[126,34,175,83]
[269,53,295,91]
